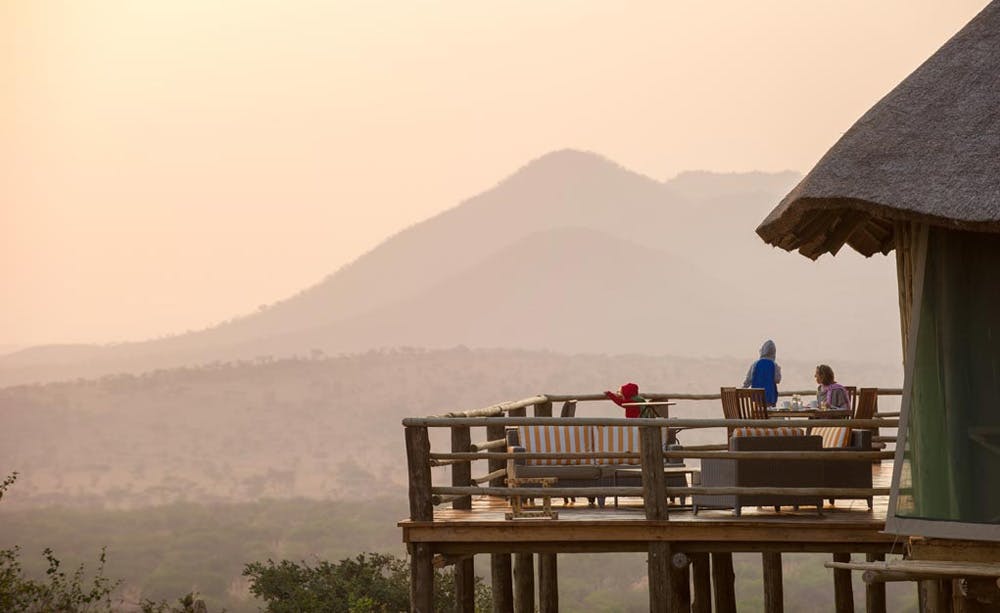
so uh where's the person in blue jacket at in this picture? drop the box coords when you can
[742,339,782,406]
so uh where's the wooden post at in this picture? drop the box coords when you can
[919,580,952,613]
[509,406,527,417]
[712,552,737,613]
[640,426,668,520]
[762,552,783,613]
[538,553,558,613]
[490,553,514,613]
[405,427,434,613]
[865,553,886,613]
[486,424,508,488]
[649,542,672,613]
[672,554,692,613]
[451,424,473,510]
[405,426,433,522]
[534,401,553,417]
[513,553,535,613]
[454,556,475,613]
[410,543,434,613]
[690,553,712,613]
[643,425,672,612]
[833,553,855,613]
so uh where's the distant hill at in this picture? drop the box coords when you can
[0,150,902,385]
[0,347,901,509]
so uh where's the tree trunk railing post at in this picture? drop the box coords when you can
[486,423,508,488]
[406,426,434,522]
[490,553,514,613]
[640,425,668,521]
[451,423,472,510]
[533,400,553,417]
[833,553,855,613]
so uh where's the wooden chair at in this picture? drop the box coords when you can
[720,387,769,437]
[852,387,881,462]
[852,388,878,420]
[845,386,858,415]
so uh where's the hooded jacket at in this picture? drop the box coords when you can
[742,340,782,406]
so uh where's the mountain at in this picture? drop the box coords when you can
[0,150,903,385]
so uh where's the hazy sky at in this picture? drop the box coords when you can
[2,0,990,347]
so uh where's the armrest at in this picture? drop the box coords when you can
[507,445,526,465]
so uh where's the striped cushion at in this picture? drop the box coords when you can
[812,426,852,448]
[517,425,591,465]
[731,426,805,438]
[592,426,671,465]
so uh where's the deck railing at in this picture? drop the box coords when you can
[402,389,901,522]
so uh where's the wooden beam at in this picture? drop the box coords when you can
[455,556,475,613]
[833,553,855,613]
[865,553,887,613]
[405,427,433,522]
[533,401,553,417]
[763,552,784,613]
[538,553,558,613]
[513,553,534,613]
[431,485,890,498]
[405,524,895,546]
[690,552,712,613]
[712,552,737,613]
[410,543,434,613]
[490,553,514,613]
[428,541,898,556]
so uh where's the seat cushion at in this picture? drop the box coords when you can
[515,464,602,480]
[731,426,805,438]
[812,426,852,448]
[517,425,591,465]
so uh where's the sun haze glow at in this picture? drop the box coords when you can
[1,0,990,346]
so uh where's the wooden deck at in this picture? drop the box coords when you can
[401,461,900,556]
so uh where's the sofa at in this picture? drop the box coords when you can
[692,426,874,516]
[505,425,690,507]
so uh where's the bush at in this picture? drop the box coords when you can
[243,553,491,612]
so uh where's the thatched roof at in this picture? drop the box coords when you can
[757,1,1000,259]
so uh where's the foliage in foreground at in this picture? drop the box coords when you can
[244,553,491,613]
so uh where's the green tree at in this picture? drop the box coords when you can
[243,553,491,612]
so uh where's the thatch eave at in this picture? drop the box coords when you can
[756,196,1000,260]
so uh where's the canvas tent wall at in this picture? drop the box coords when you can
[756,1,1000,541]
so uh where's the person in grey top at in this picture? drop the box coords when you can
[742,339,782,406]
